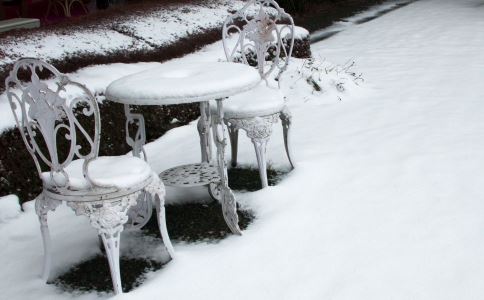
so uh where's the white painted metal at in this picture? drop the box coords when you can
[106,62,260,235]
[105,62,260,105]
[221,0,296,188]
[5,58,174,295]
[212,99,241,234]
[124,104,148,161]
[222,0,295,83]
[160,163,220,187]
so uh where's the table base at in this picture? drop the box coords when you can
[160,163,220,187]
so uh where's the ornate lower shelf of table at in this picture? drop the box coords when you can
[159,163,220,187]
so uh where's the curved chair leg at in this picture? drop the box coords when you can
[69,196,139,295]
[227,122,239,167]
[144,176,175,257]
[280,108,295,169]
[35,195,61,282]
[155,195,175,258]
[100,231,122,295]
[251,137,269,188]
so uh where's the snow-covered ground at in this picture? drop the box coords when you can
[2,0,484,299]
[0,0,246,68]
[310,0,414,42]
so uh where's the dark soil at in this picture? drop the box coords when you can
[51,166,286,295]
[53,201,254,294]
[228,166,286,192]
[53,256,163,294]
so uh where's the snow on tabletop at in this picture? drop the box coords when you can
[105,62,261,105]
[0,195,21,223]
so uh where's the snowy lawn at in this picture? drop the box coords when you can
[1,0,484,299]
[0,0,246,68]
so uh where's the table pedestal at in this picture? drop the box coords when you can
[128,99,241,235]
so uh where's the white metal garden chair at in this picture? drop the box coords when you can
[209,0,296,188]
[5,58,174,295]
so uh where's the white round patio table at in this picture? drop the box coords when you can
[106,61,261,234]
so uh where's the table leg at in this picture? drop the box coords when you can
[124,104,147,160]
[211,98,241,235]
[197,101,212,163]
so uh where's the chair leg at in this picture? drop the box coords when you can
[39,214,53,282]
[280,108,295,169]
[68,197,138,295]
[100,231,122,295]
[35,195,61,282]
[155,195,175,258]
[251,137,269,188]
[227,122,239,167]
[228,114,278,189]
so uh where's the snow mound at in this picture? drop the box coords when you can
[0,195,21,223]
[283,57,364,103]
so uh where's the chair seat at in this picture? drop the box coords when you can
[211,83,285,119]
[41,156,152,191]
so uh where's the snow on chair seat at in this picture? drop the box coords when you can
[211,83,285,119]
[40,156,152,191]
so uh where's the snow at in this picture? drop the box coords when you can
[41,157,153,190]
[0,30,149,68]
[116,1,247,47]
[213,83,285,118]
[293,26,310,39]
[0,0,246,69]
[0,62,162,132]
[311,0,414,43]
[105,62,260,105]
[0,195,21,223]
[1,0,484,299]
[276,24,309,39]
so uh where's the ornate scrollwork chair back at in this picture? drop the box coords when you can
[222,0,295,83]
[211,0,296,188]
[5,58,174,295]
[5,58,101,191]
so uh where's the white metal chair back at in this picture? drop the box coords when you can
[222,0,295,83]
[5,58,101,190]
